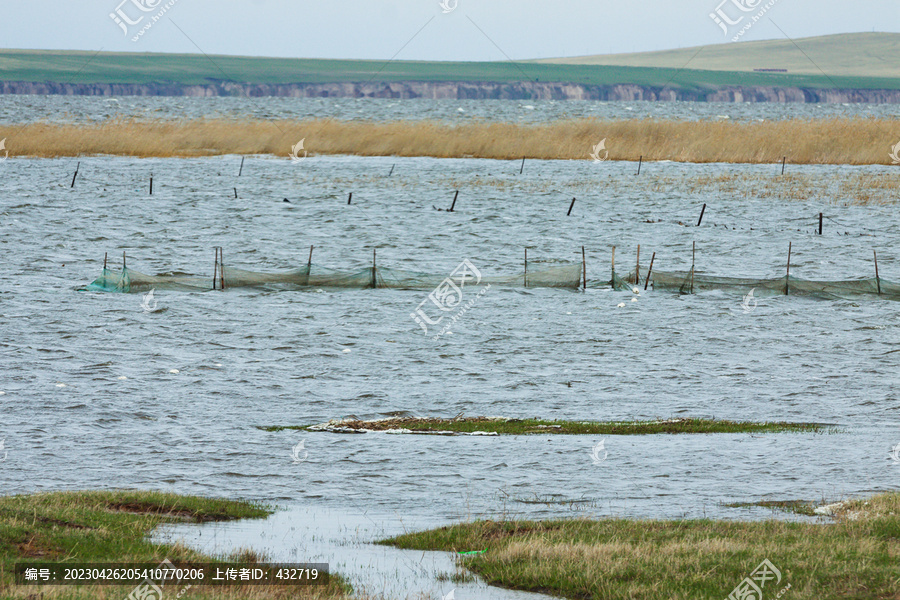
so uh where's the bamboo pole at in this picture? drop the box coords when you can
[636,155,642,175]
[149,173,153,196]
[520,156,525,174]
[781,156,786,175]
[308,245,314,268]
[874,250,881,295]
[122,251,126,270]
[212,247,219,290]
[103,252,108,271]
[611,245,616,289]
[785,242,791,296]
[818,213,823,235]
[697,204,706,227]
[524,248,528,288]
[348,192,352,205]
[644,252,656,291]
[238,156,245,176]
[449,190,459,212]
[71,162,80,188]
[388,164,395,177]
[635,245,640,287]
[372,248,377,289]
[567,197,576,216]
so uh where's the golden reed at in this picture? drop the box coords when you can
[2,117,899,164]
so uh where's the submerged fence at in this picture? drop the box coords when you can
[80,244,900,302]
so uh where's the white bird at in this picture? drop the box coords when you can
[617,302,626,308]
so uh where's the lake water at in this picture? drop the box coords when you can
[1,97,899,599]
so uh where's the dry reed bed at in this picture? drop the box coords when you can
[3,118,900,164]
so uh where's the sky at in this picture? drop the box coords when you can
[1,0,898,61]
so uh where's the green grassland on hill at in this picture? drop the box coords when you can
[2,34,900,91]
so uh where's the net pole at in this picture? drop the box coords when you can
[874,250,881,295]
[103,252,108,271]
[238,156,245,177]
[212,247,218,290]
[635,245,640,287]
[308,245,314,268]
[122,251,126,270]
[567,197,576,216]
[71,162,80,188]
[582,246,587,291]
[348,192,352,205]
[520,156,525,174]
[611,246,616,289]
[372,248,376,289]
[220,248,226,290]
[644,252,655,291]
[449,190,459,212]
[818,213,823,235]
[524,248,528,289]
[697,203,706,227]
[785,242,791,296]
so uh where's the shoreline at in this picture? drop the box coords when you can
[2,117,899,164]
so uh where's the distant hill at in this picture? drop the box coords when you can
[534,32,900,78]
[2,33,900,101]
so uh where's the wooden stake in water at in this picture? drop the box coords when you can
[636,155,642,175]
[611,245,616,289]
[449,190,459,212]
[635,245,640,287]
[874,250,881,295]
[781,156,786,175]
[347,192,352,205]
[71,162,80,188]
[690,242,695,294]
[308,245,314,268]
[123,251,127,270]
[220,247,226,290]
[582,246,587,291]
[818,212,823,235]
[371,248,377,288]
[520,156,526,175]
[388,164,395,177]
[212,247,219,290]
[644,252,656,291]
[697,203,706,227]
[149,173,153,196]
[524,248,528,288]
[238,156,245,177]
[103,252,108,270]
[233,188,237,199]
[567,197,576,216]
[785,242,792,296]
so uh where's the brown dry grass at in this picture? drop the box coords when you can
[3,117,900,164]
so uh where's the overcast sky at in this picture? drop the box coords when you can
[2,1,898,61]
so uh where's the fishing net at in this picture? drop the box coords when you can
[641,269,900,300]
[81,260,584,293]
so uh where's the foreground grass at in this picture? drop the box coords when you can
[3,117,900,164]
[0,490,353,599]
[384,492,900,600]
[260,417,826,435]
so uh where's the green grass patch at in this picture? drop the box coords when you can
[258,417,828,435]
[724,500,820,517]
[0,490,352,599]
[3,48,900,91]
[381,491,900,600]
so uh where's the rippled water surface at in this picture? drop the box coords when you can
[3,95,900,125]
[2,116,900,597]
